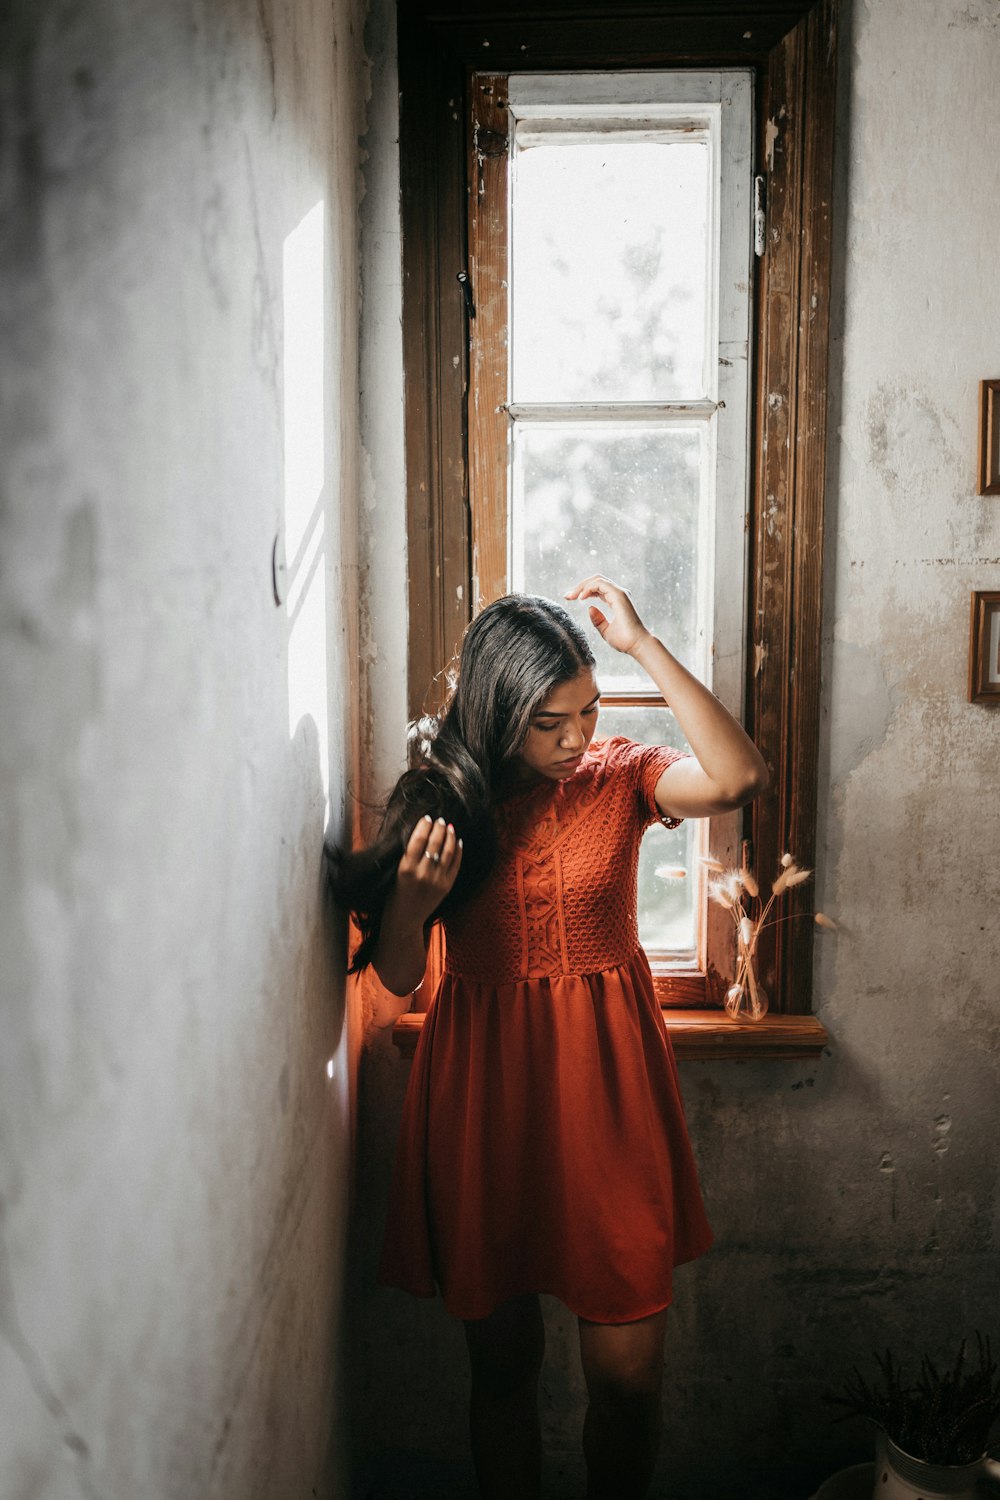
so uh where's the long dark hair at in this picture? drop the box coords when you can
[328,594,596,973]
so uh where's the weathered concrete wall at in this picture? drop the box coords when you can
[0,0,367,1495]
[351,1,1000,1495]
[357,0,408,807]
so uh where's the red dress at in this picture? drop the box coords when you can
[378,736,713,1324]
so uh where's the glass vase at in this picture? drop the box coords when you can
[725,958,769,1021]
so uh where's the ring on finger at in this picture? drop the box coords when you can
[424,850,441,863]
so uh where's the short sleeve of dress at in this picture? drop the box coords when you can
[602,736,689,830]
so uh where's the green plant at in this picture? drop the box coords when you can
[831,1335,1000,1465]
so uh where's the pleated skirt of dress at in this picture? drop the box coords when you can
[378,951,713,1324]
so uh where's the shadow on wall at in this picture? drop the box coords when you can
[350,1442,854,1500]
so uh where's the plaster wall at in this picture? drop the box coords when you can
[352,1,1000,1495]
[357,0,408,809]
[0,0,367,1495]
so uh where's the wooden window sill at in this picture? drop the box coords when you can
[391,1008,829,1062]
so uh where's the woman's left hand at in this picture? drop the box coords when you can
[564,575,651,657]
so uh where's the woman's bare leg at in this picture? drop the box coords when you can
[463,1293,545,1500]
[577,1307,668,1500]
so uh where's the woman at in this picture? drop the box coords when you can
[332,575,768,1500]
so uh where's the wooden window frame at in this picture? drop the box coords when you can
[468,67,756,1011]
[394,0,838,1060]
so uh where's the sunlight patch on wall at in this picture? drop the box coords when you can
[282,201,329,814]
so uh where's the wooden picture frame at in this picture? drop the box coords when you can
[968,591,1000,702]
[977,380,1000,495]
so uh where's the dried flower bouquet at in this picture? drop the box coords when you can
[703,852,837,1021]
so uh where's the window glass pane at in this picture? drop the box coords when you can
[596,703,695,954]
[511,423,703,689]
[511,134,710,402]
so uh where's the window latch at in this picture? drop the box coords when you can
[753,175,767,258]
[456,270,475,320]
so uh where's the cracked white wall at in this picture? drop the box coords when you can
[0,0,367,1495]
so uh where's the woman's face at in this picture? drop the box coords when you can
[514,668,600,782]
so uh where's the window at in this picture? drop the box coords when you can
[470,68,754,999]
[395,0,838,1059]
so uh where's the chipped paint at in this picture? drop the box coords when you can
[948,1,1000,26]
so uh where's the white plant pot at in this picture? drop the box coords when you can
[872,1430,1000,1500]
[813,1461,873,1499]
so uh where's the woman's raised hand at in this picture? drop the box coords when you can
[564,575,651,657]
[394,815,463,926]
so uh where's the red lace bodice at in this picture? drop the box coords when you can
[443,737,685,983]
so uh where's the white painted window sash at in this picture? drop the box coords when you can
[506,70,754,726]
